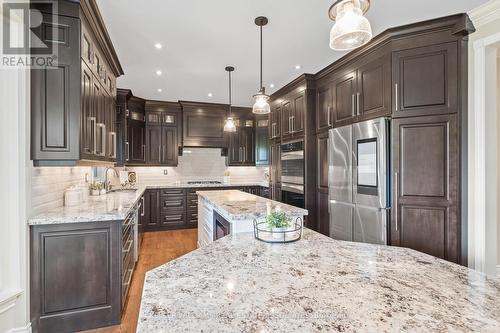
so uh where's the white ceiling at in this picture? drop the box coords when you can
[96,0,487,107]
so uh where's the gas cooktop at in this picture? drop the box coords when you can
[186,181,223,185]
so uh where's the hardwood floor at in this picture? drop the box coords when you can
[80,229,198,333]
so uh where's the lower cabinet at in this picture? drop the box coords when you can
[391,114,460,263]
[30,221,122,333]
[141,186,270,232]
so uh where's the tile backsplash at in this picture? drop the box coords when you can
[30,148,269,215]
[126,148,268,184]
[31,166,92,216]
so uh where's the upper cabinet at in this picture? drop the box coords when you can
[226,107,255,166]
[392,43,458,118]
[116,90,145,166]
[180,101,228,148]
[144,101,182,166]
[317,52,391,131]
[255,115,270,165]
[270,74,316,142]
[31,0,123,166]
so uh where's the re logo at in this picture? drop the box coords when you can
[1,0,58,68]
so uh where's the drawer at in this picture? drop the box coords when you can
[187,210,198,227]
[160,196,186,211]
[187,195,198,210]
[160,188,186,197]
[160,212,186,227]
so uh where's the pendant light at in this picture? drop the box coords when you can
[252,16,270,115]
[223,66,237,133]
[328,0,372,51]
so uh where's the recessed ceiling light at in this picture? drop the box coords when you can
[156,70,162,76]
[270,83,275,88]
[295,65,302,70]
[208,93,213,97]
[157,88,162,92]
[154,43,162,49]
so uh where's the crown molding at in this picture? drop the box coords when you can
[469,0,500,28]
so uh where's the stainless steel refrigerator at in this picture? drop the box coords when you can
[328,117,390,245]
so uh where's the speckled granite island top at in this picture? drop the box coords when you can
[138,230,500,333]
[197,190,308,221]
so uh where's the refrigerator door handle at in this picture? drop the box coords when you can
[394,171,399,232]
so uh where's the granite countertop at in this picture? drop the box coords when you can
[138,229,500,332]
[28,183,269,225]
[197,190,308,221]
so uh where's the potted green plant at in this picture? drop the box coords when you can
[266,210,292,239]
[89,182,103,196]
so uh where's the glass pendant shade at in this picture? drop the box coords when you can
[252,92,270,115]
[329,0,372,51]
[224,117,237,132]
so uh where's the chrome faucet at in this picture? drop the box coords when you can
[105,167,119,193]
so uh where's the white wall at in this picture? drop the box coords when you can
[498,55,500,271]
[468,0,500,277]
[0,2,31,331]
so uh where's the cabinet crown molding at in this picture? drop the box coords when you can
[315,13,474,81]
[80,0,124,76]
[468,0,500,28]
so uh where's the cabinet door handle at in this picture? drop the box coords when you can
[109,132,117,158]
[163,145,166,163]
[125,142,130,161]
[356,93,361,116]
[158,146,161,163]
[91,117,97,155]
[142,144,146,160]
[141,197,145,217]
[394,171,399,232]
[327,106,331,126]
[395,83,398,111]
[100,124,106,157]
[352,94,356,116]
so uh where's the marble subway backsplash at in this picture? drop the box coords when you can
[30,148,269,216]
[31,166,92,216]
[126,148,268,185]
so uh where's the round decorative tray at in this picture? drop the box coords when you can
[253,217,303,243]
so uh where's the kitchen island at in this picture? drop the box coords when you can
[138,229,500,332]
[196,190,308,247]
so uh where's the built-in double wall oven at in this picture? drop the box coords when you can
[280,141,305,208]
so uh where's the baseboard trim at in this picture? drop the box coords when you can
[7,323,31,333]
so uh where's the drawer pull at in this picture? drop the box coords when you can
[123,239,133,253]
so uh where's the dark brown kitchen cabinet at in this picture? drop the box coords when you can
[31,1,123,166]
[391,114,459,262]
[331,70,357,127]
[31,13,81,164]
[226,107,255,166]
[392,42,458,118]
[145,100,183,151]
[143,189,160,230]
[317,190,329,237]
[145,126,178,166]
[127,119,145,164]
[317,132,329,190]
[145,126,162,164]
[269,103,281,139]
[255,116,270,165]
[356,54,391,120]
[180,101,228,148]
[30,221,121,333]
[316,85,333,133]
[281,91,306,140]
